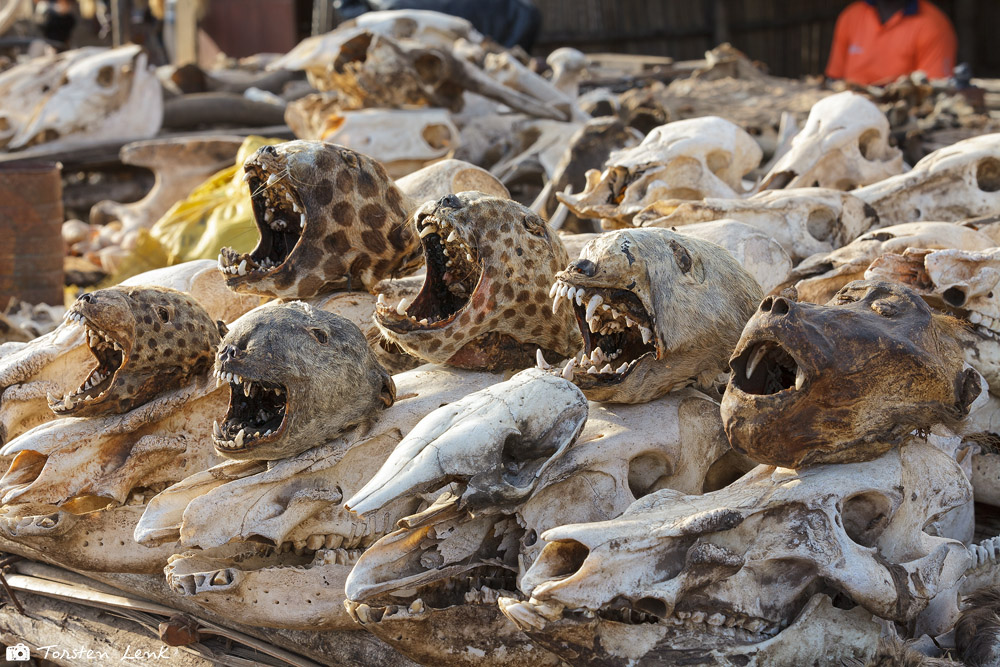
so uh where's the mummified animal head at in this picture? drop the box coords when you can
[374,192,580,371]
[722,280,981,468]
[47,286,221,418]
[218,141,419,298]
[212,302,394,460]
[548,228,762,403]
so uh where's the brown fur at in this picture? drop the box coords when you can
[957,586,1000,667]
[842,638,958,666]
[219,141,420,299]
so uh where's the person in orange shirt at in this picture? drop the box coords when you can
[826,0,957,85]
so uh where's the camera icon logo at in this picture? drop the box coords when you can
[5,644,30,662]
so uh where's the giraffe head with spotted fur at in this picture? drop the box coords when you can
[218,141,421,298]
[374,192,580,371]
[50,286,223,417]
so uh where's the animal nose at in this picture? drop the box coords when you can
[438,194,462,209]
[758,296,791,316]
[217,344,240,362]
[568,259,597,277]
[259,145,277,157]
[78,292,94,303]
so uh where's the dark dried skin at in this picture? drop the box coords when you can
[555,229,762,404]
[213,302,394,460]
[219,141,420,299]
[374,191,580,372]
[722,280,980,468]
[955,586,1000,667]
[49,286,220,418]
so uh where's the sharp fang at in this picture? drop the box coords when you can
[447,230,458,243]
[552,294,561,314]
[616,362,628,373]
[746,344,767,379]
[600,364,613,373]
[561,358,576,381]
[586,294,603,322]
[238,259,247,276]
[300,214,306,229]
[536,349,551,369]
[396,297,412,316]
[213,420,223,438]
[266,174,279,186]
[640,326,653,345]
[377,294,387,305]
[234,429,245,448]
[795,365,805,390]
[548,282,560,299]
[244,381,252,397]
[418,225,437,238]
[243,172,252,182]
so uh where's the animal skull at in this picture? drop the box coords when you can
[0,45,162,151]
[559,117,763,229]
[343,381,731,667]
[759,92,903,191]
[854,133,1000,225]
[502,439,972,665]
[636,188,879,262]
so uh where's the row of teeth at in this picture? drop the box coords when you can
[346,598,428,625]
[537,348,636,380]
[744,344,806,390]
[213,369,284,396]
[87,328,123,352]
[968,310,1000,333]
[418,218,475,264]
[213,421,275,449]
[550,280,654,343]
[219,256,250,276]
[597,606,783,637]
[376,293,428,324]
[170,569,235,594]
[245,171,306,225]
[0,513,58,533]
[969,535,1000,570]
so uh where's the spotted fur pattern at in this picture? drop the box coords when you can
[220,141,420,298]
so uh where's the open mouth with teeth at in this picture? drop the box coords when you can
[49,311,126,413]
[375,213,481,331]
[546,278,657,388]
[217,165,306,280]
[212,368,288,452]
[729,339,806,396]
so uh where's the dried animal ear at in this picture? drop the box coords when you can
[380,375,396,408]
[668,239,692,274]
[216,321,228,338]
[957,366,984,416]
[521,213,547,238]
[156,306,171,323]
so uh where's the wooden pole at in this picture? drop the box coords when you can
[312,0,333,35]
[173,0,198,65]
[110,0,131,46]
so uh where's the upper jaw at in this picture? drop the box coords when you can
[49,310,126,413]
[217,162,307,283]
[375,211,482,333]
[547,276,657,387]
[211,363,289,455]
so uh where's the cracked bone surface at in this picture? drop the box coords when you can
[854,133,1000,225]
[344,373,732,667]
[0,45,162,151]
[785,221,997,305]
[136,365,498,630]
[865,247,1000,395]
[0,260,253,447]
[549,228,762,403]
[501,438,970,666]
[758,91,903,191]
[374,192,580,371]
[212,303,395,460]
[636,187,879,263]
[722,280,981,469]
[558,117,763,229]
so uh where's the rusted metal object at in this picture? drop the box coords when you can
[0,162,64,308]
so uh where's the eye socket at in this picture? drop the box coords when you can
[870,300,898,317]
[156,306,170,323]
[309,328,329,344]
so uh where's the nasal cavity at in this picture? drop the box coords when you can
[942,286,967,308]
[534,540,590,581]
[758,296,790,315]
[570,259,597,277]
[439,194,462,209]
[78,292,94,303]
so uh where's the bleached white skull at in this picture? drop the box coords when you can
[134,366,499,630]
[546,48,589,99]
[636,188,879,262]
[854,133,1000,225]
[501,439,972,666]
[559,118,763,229]
[865,247,1000,393]
[0,260,256,447]
[786,222,997,304]
[759,92,903,191]
[0,45,162,151]
[343,386,733,667]
[483,50,585,122]
[318,108,459,178]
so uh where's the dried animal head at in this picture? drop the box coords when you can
[374,192,579,371]
[548,228,762,403]
[0,45,162,151]
[636,188,879,262]
[559,117,762,229]
[855,133,1000,225]
[211,302,394,460]
[47,286,221,418]
[218,141,419,298]
[135,366,498,629]
[502,439,971,665]
[759,92,903,191]
[722,280,981,468]
[787,222,996,305]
